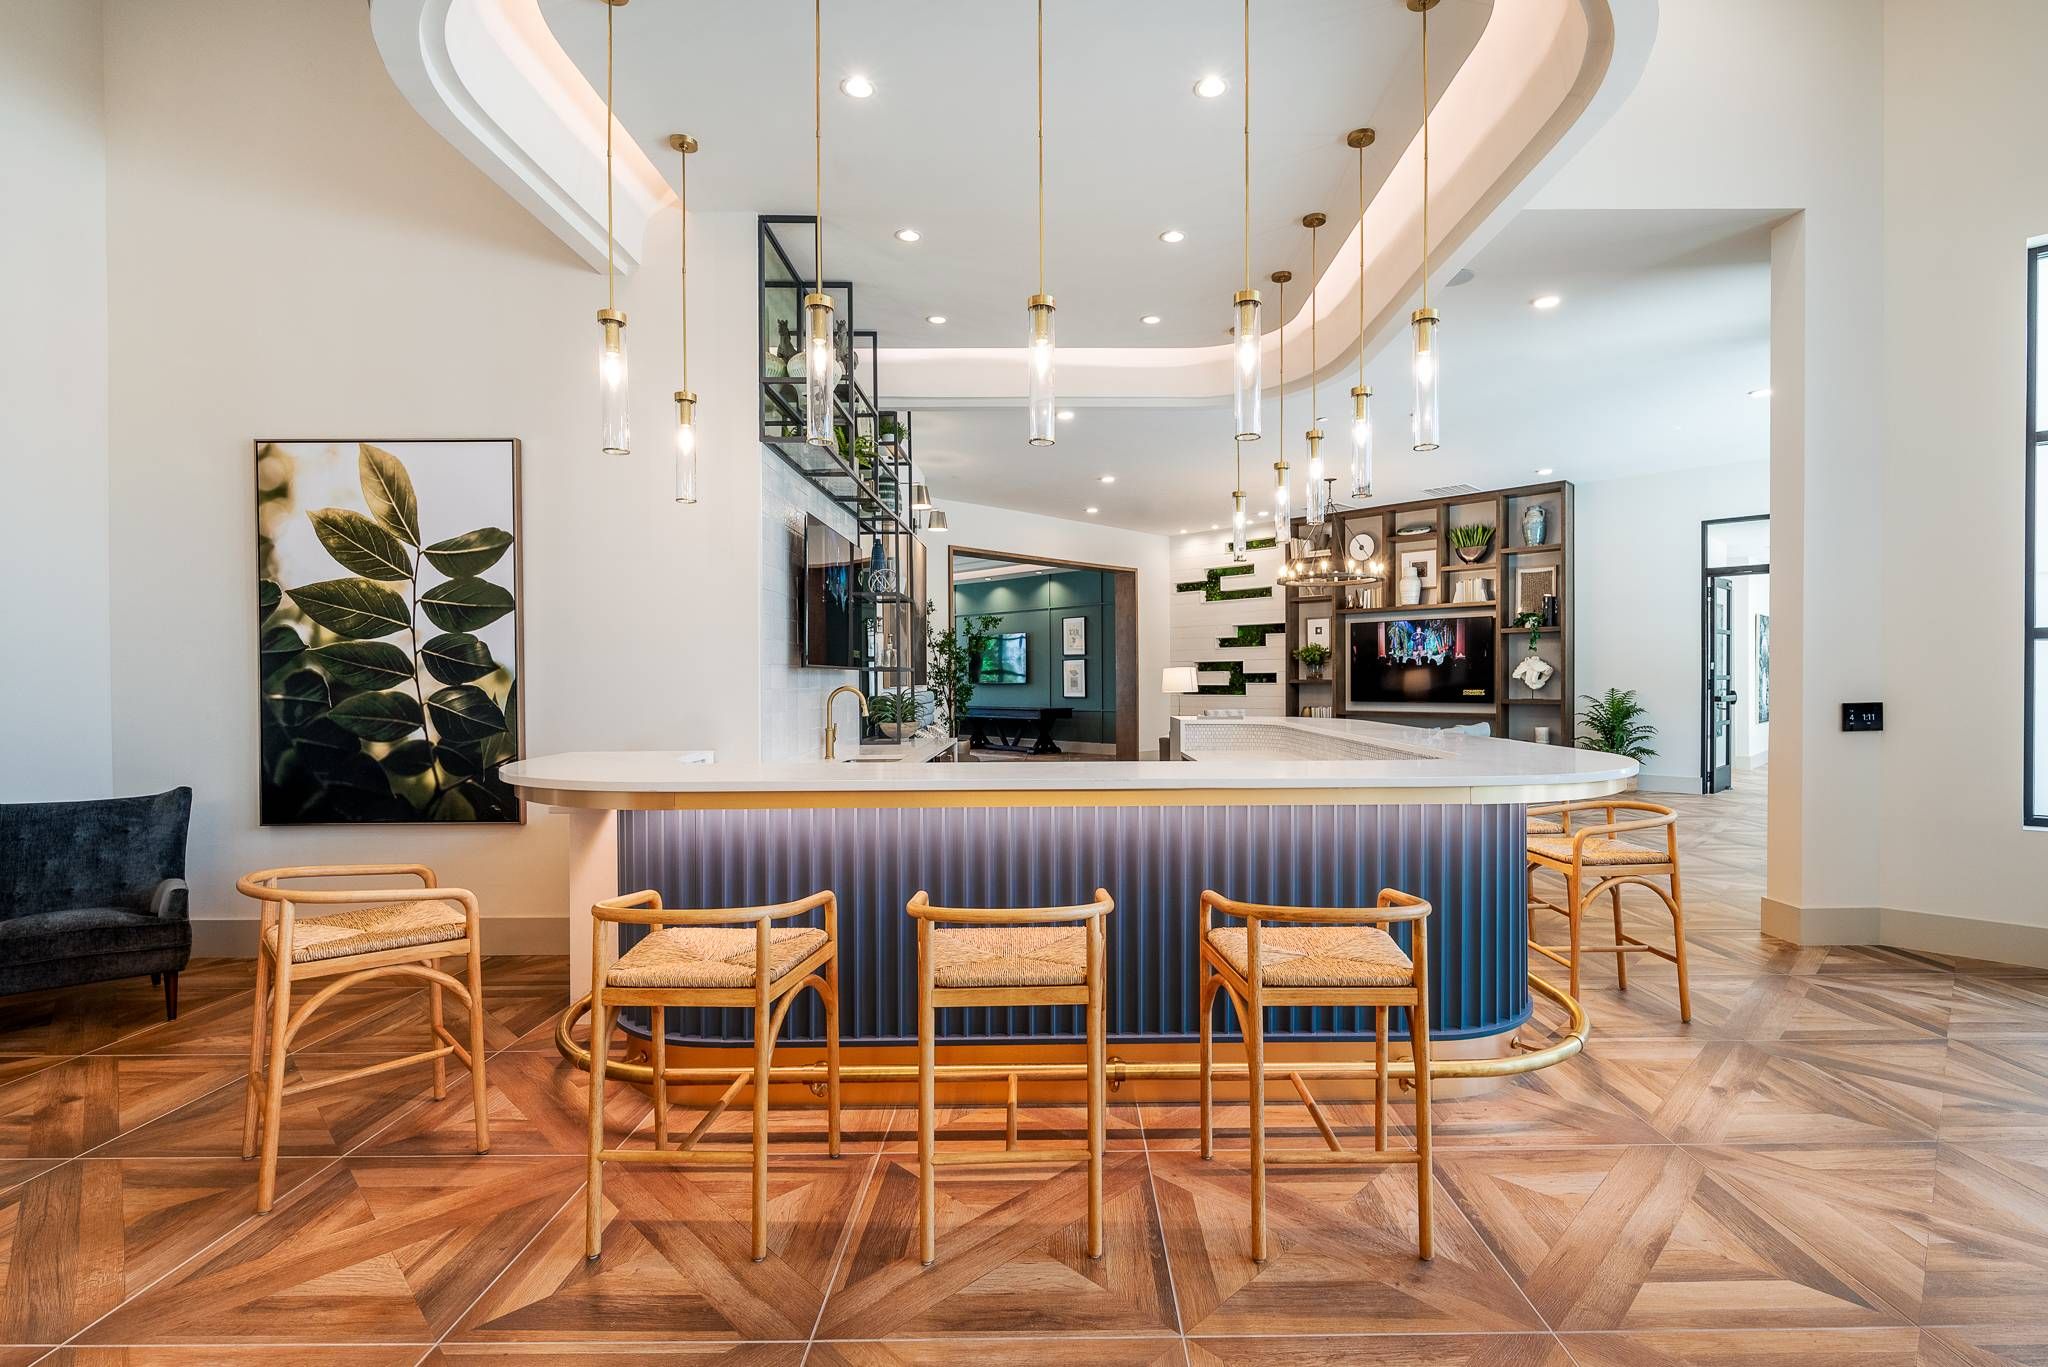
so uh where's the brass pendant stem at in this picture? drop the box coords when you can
[1242,0,1251,293]
[1420,1,1430,312]
[1037,0,1045,297]
[1357,138,1367,388]
[605,0,615,313]
[814,0,823,293]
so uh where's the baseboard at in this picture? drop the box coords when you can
[1760,898,2048,971]
[1634,772,1700,794]
[191,915,567,958]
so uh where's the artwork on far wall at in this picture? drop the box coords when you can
[1305,617,1331,649]
[1063,659,1086,698]
[1514,565,1558,621]
[1756,613,1771,723]
[1062,615,1086,655]
[256,439,522,825]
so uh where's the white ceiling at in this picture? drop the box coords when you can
[540,0,1488,348]
[914,208,1776,534]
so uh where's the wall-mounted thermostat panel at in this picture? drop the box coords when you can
[1842,702,1884,732]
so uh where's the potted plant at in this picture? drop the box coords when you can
[1576,688,1659,763]
[868,688,919,742]
[1449,522,1495,563]
[924,603,1002,743]
[1294,642,1331,680]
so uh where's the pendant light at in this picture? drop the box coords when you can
[1409,0,1441,452]
[1231,0,1262,441]
[1302,212,1327,526]
[1270,269,1291,534]
[1230,439,1248,563]
[1347,127,1376,498]
[667,134,699,503]
[804,0,838,450]
[1026,0,1056,445]
[595,0,630,456]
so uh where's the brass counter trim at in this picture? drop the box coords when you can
[512,779,1633,813]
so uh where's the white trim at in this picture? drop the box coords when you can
[1760,899,2048,972]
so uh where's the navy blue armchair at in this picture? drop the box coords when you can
[0,787,193,1017]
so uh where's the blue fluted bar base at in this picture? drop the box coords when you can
[617,802,1529,1047]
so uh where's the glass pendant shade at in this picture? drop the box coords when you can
[1273,464,1291,532]
[1411,308,1440,452]
[804,292,837,449]
[1027,296,1057,445]
[1349,385,1374,498]
[1231,490,1248,562]
[1232,292,1263,439]
[597,310,630,455]
[672,391,698,503]
[1305,430,1327,525]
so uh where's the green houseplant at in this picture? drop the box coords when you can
[1449,522,1495,563]
[868,687,920,742]
[1294,642,1331,679]
[1576,688,1658,762]
[1512,610,1544,656]
[925,604,1002,738]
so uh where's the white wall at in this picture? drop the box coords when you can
[1729,573,1770,768]
[1566,463,1771,789]
[1168,529,1288,719]
[759,455,860,762]
[925,501,1173,751]
[0,1,113,802]
[96,0,762,943]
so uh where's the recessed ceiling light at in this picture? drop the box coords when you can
[1178,528,1189,534]
[1140,314,1162,325]
[1099,474,1116,484]
[894,227,921,243]
[1193,73,1228,98]
[1209,523,1220,531]
[1086,506,1100,515]
[1531,294,1562,310]
[1158,229,1185,244]
[1534,467,1554,476]
[1057,409,1075,421]
[925,314,947,325]
[839,74,875,98]
[1748,387,1773,398]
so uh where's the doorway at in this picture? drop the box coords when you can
[1700,515,1770,793]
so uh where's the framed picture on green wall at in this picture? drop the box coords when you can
[1063,659,1086,698]
[1062,615,1086,655]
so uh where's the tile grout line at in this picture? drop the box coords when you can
[1135,1102,1190,1341]
[801,1105,895,1362]
[424,1174,588,1358]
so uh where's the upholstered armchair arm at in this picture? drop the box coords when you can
[148,877,190,921]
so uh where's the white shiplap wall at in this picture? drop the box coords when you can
[1167,529,1288,719]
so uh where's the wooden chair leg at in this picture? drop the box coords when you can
[164,970,178,1021]
[1411,992,1434,1261]
[255,960,293,1214]
[1245,990,1267,1264]
[428,982,448,1100]
[650,1008,670,1151]
[241,949,271,1160]
[1566,871,1584,1001]
[585,1003,613,1260]
[1198,970,1217,1160]
[1668,869,1693,1024]
[917,965,938,1267]
[1086,951,1105,1260]
[825,953,842,1159]
[1375,1006,1390,1152]
[751,997,773,1263]
[466,938,490,1153]
[1610,883,1629,991]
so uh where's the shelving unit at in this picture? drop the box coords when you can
[1280,480,1575,744]
[758,216,926,702]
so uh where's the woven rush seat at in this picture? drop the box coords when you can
[262,898,466,964]
[607,926,826,988]
[929,926,1087,987]
[1528,834,1670,866]
[1207,923,1413,988]
[1527,817,1566,835]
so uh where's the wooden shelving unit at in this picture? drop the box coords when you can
[1280,480,1575,745]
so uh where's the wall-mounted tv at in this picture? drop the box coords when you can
[802,514,857,668]
[973,632,1028,684]
[1349,617,1494,706]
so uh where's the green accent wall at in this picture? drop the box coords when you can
[953,570,1117,745]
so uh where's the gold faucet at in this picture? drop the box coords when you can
[823,685,869,760]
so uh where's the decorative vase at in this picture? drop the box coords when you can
[1400,563,1425,606]
[1453,532,1494,564]
[1521,504,1549,547]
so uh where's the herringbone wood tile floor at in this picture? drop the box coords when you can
[7,774,2048,1363]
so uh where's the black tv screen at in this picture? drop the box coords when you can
[973,632,1028,684]
[1349,617,1494,706]
[802,515,856,667]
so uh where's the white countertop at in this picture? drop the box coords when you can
[502,716,1636,810]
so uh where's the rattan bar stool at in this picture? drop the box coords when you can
[236,863,488,1213]
[908,887,1113,1267]
[585,889,840,1263]
[1198,888,1435,1263]
[1526,799,1692,1020]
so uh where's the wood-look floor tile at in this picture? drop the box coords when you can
[91,980,418,1057]
[1185,1335,1571,1365]
[0,1155,328,1343]
[0,962,244,1056]
[882,1101,1145,1153]
[812,1337,1185,1365]
[427,1346,804,1366]
[0,1056,245,1159]
[43,1344,426,1365]
[1919,1143,2048,1327]
[1946,976,2048,1039]
[1933,1038,2048,1153]
[1917,1326,2048,1364]
[1558,1327,1926,1364]
[625,1102,896,1156]
[79,1156,581,1345]
[1151,1149,1539,1338]
[1437,1144,1927,1330]
[818,1152,1177,1341]
[350,1048,645,1157]
[452,1155,867,1344]
[1622,1040,1948,1145]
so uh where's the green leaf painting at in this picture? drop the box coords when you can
[256,439,520,824]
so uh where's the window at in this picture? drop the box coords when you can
[2029,246,2048,825]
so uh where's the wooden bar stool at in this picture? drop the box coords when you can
[585,889,840,1263]
[236,864,488,1213]
[1526,799,1692,1020]
[1198,888,1435,1263]
[908,888,1112,1267]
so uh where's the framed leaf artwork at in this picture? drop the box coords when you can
[255,439,523,824]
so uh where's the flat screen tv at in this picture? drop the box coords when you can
[1348,617,1495,706]
[801,515,857,668]
[973,632,1028,684]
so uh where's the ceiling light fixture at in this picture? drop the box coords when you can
[894,227,921,242]
[910,483,932,512]
[925,314,947,325]
[1303,211,1328,527]
[1026,0,1056,446]
[803,0,837,450]
[1347,126,1376,501]
[1410,0,1442,453]
[1141,314,1162,325]
[1271,268,1292,534]
[1099,474,1116,484]
[595,0,631,456]
[1194,73,1228,98]
[1232,0,1262,442]
[838,73,875,98]
[1531,294,1562,310]
[1535,467,1555,476]
[668,132,699,502]
[1229,437,1248,563]
[1159,229,1186,244]
[1748,387,1772,398]
[1086,506,1099,515]
[925,509,949,531]
[1057,409,1075,421]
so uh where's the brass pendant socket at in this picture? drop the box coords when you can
[667,134,699,154]
[1352,384,1373,399]
[1028,293,1056,310]
[1270,270,1293,285]
[1301,212,1327,229]
[673,389,697,405]
[1234,288,1262,306]
[1346,127,1377,149]
[1413,307,1440,323]
[804,292,834,310]
[1405,0,1440,11]
[597,307,626,326]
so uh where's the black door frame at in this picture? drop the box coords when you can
[1699,514,1771,793]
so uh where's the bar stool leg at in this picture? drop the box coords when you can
[1198,972,1217,1160]
[241,945,271,1160]
[1610,883,1629,991]
[1669,864,1692,1024]
[255,960,293,1214]
[1374,1006,1389,1152]
[825,951,843,1159]
[1245,988,1267,1264]
[650,1008,670,1151]
[1412,993,1434,1261]
[585,1002,612,1259]
[750,994,772,1262]
[1085,918,1105,1260]
[467,932,490,1153]
[428,982,448,1100]
[1566,869,1584,1001]
[917,922,937,1267]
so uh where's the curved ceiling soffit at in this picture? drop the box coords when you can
[371,0,672,274]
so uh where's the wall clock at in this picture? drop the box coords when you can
[1347,530,1378,562]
